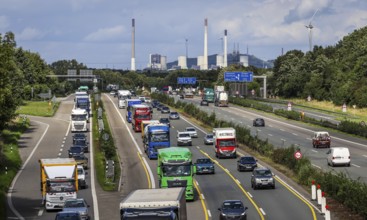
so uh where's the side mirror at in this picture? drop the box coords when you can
[244,207,248,211]
[157,167,161,175]
[218,208,222,211]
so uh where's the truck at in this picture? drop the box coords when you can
[144,123,170,159]
[131,104,152,132]
[141,120,160,139]
[39,158,78,210]
[183,88,194,98]
[118,90,131,100]
[71,108,88,132]
[213,127,237,158]
[75,95,91,120]
[126,99,142,123]
[157,147,196,200]
[214,90,229,107]
[202,88,215,103]
[120,187,187,220]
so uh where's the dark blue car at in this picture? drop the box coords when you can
[237,156,257,172]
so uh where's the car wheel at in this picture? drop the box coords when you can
[272,184,275,189]
[347,163,350,167]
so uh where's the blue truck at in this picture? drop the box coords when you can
[75,95,90,121]
[126,99,142,123]
[143,123,170,159]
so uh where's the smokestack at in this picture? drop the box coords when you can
[131,18,136,71]
[223,30,228,67]
[203,18,208,70]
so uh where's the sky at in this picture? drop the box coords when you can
[1,0,367,70]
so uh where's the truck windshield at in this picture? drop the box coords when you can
[71,114,87,121]
[150,133,169,142]
[122,208,177,220]
[47,180,76,192]
[76,102,88,108]
[162,165,191,177]
[218,140,235,147]
[135,114,150,119]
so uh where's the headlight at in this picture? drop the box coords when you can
[241,212,246,216]
[269,178,274,182]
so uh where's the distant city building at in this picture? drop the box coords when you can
[147,54,167,70]
[177,56,187,69]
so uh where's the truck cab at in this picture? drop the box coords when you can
[214,127,237,158]
[71,108,88,132]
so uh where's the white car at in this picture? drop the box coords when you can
[326,147,350,167]
[185,127,198,138]
[177,131,192,146]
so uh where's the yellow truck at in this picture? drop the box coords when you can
[39,158,78,210]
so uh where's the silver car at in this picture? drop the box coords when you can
[204,133,214,145]
[251,167,275,190]
[63,198,90,220]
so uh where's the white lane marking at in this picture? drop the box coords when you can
[363,155,367,158]
[63,137,66,140]
[207,210,212,218]
[201,193,205,200]
[292,133,298,136]
[268,134,273,137]
[240,121,243,123]
[196,180,199,186]
[306,138,312,140]
[352,164,360,168]
[247,192,253,198]
[231,118,235,120]
[280,129,285,131]
[38,209,43,216]
[268,125,273,127]
[7,120,50,220]
[246,125,251,128]
[311,150,318,153]
[60,148,63,152]
[259,208,266,215]
[312,164,321,169]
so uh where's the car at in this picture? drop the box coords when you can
[195,158,215,174]
[159,117,171,127]
[200,100,209,106]
[73,139,89,153]
[185,127,198,138]
[55,211,81,220]
[157,104,165,111]
[251,167,275,190]
[204,133,214,145]
[77,165,87,189]
[62,198,90,220]
[253,118,265,127]
[326,147,351,167]
[161,106,170,114]
[177,131,192,146]
[312,131,331,148]
[169,111,180,120]
[109,91,115,96]
[218,200,248,220]
[237,156,257,171]
[151,100,159,108]
[138,96,145,102]
[144,97,151,103]
[73,154,89,170]
[68,146,85,158]
[73,133,87,144]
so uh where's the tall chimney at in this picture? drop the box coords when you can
[223,29,228,67]
[131,18,136,71]
[203,18,208,70]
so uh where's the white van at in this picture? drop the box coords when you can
[118,99,126,109]
[326,147,350,167]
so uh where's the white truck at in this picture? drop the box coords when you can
[214,90,229,107]
[39,158,78,210]
[120,187,187,220]
[213,127,237,158]
[118,90,131,99]
[71,108,88,132]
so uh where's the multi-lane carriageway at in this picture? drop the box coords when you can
[7,93,328,220]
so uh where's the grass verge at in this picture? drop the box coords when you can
[16,101,60,117]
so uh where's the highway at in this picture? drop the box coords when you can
[181,96,367,183]
[6,93,323,220]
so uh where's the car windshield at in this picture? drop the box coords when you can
[206,134,213,138]
[255,169,272,177]
[186,128,195,132]
[223,201,244,210]
[241,157,255,162]
[197,159,211,164]
[162,107,169,110]
[179,133,190,138]
[170,112,178,116]
[74,140,86,145]
[70,147,83,152]
[64,200,86,208]
[160,118,169,123]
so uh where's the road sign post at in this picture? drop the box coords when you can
[294,150,302,160]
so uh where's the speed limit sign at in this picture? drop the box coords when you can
[294,151,302,160]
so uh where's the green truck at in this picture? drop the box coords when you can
[202,88,215,103]
[157,147,196,200]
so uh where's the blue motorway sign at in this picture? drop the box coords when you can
[177,77,197,85]
[224,72,253,82]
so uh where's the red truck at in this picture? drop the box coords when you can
[213,127,237,158]
[132,104,152,132]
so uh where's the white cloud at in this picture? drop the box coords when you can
[84,25,126,42]
[17,27,45,40]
